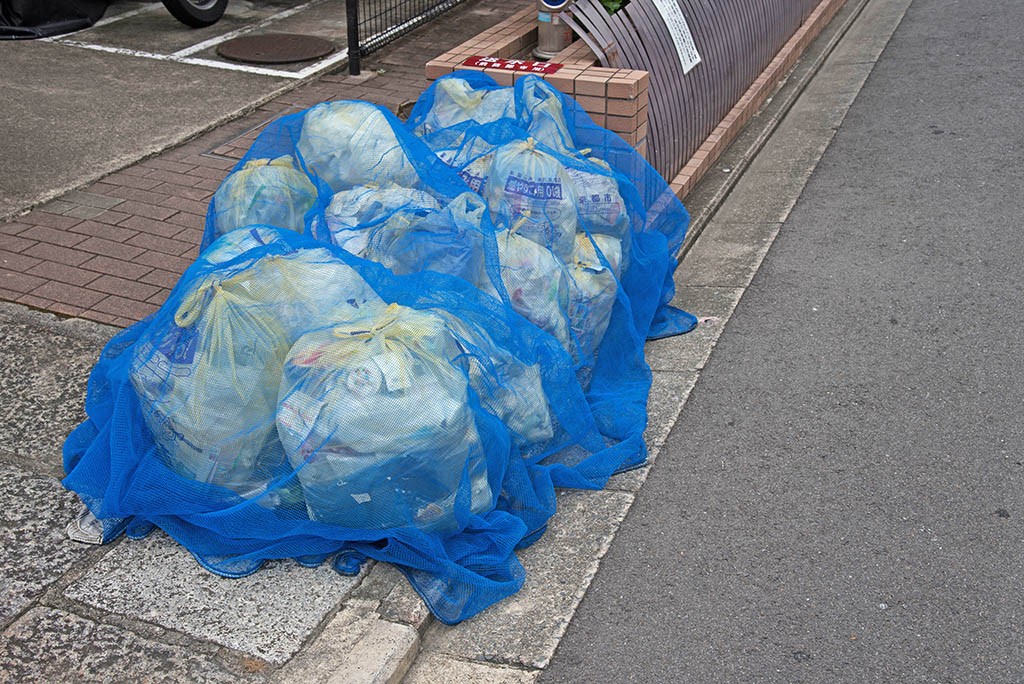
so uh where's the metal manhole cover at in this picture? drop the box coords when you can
[216,33,335,65]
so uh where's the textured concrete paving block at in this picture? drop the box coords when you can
[404,653,538,684]
[328,616,419,684]
[277,599,419,684]
[0,464,92,628]
[0,607,263,684]
[643,371,700,454]
[378,573,431,634]
[64,531,361,663]
[709,171,809,225]
[829,0,912,65]
[418,489,633,670]
[645,286,743,372]
[0,314,104,476]
[347,560,431,632]
[607,370,698,493]
[681,222,782,288]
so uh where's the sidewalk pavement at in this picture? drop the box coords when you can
[0,0,955,681]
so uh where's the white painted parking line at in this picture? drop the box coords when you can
[171,0,331,57]
[44,0,348,80]
[54,39,349,78]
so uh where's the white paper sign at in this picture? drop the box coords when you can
[650,0,701,74]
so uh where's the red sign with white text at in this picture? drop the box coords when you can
[461,56,564,74]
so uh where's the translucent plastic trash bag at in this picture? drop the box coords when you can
[198,225,295,265]
[366,191,488,285]
[320,185,441,257]
[568,233,622,359]
[483,138,578,260]
[260,248,388,339]
[411,76,514,138]
[566,159,631,240]
[516,77,576,156]
[199,227,387,339]
[464,349,553,446]
[129,268,293,496]
[435,141,496,195]
[277,304,492,531]
[298,101,420,191]
[484,228,573,354]
[208,156,317,241]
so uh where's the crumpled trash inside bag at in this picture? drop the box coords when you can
[298,101,420,191]
[277,303,492,531]
[568,233,622,359]
[484,138,578,260]
[411,76,514,138]
[207,156,317,242]
[320,185,441,256]
[130,267,292,496]
[486,227,573,354]
[366,191,488,284]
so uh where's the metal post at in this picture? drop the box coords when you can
[346,0,361,75]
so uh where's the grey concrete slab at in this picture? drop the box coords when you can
[0,464,94,629]
[0,40,286,219]
[607,370,699,493]
[404,653,537,684]
[645,286,744,372]
[64,531,362,663]
[827,0,911,65]
[418,489,633,670]
[0,607,263,683]
[681,222,782,288]
[643,370,700,454]
[710,171,810,225]
[0,302,118,347]
[377,573,431,635]
[741,127,835,176]
[275,598,419,684]
[0,315,102,476]
[345,559,430,632]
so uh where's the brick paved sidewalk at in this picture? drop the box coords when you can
[0,0,522,329]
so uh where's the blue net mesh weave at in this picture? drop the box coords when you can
[65,72,696,625]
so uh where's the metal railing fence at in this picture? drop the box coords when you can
[346,0,467,74]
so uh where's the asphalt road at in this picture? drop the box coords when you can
[541,0,1024,681]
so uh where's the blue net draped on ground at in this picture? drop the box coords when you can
[63,72,696,624]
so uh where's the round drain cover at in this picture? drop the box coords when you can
[216,33,335,65]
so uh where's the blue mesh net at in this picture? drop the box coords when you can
[63,72,696,624]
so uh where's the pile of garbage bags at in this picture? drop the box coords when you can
[63,72,696,624]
